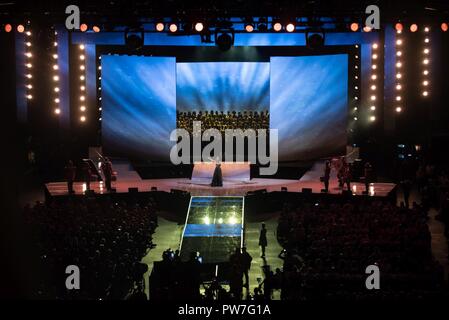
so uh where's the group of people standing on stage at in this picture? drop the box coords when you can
[322,156,374,194]
[64,157,114,194]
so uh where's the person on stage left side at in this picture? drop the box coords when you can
[101,157,113,191]
[64,160,76,194]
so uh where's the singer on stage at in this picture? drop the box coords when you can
[210,157,223,187]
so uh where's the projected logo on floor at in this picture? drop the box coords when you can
[169,121,278,176]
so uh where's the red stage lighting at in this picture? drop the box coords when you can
[350,23,359,32]
[245,24,254,32]
[441,23,448,32]
[17,24,25,33]
[395,23,403,32]
[410,24,418,32]
[92,25,100,32]
[80,24,88,32]
[4,24,12,32]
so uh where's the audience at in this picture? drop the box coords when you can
[24,197,158,299]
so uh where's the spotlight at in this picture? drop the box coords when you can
[371,85,376,90]
[396,107,402,113]
[396,96,401,101]
[396,84,402,90]
[80,116,86,122]
[54,108,61,114]
[372,54,378,59]
[423,70,429,75]
[27,84,32,89]
[79,44,85,50]
[4,24,12,33]
[371,74,377,80]
[423,59,429,65]
[55,98,60,103]
[215,32,234,51]
[424,48,429,54]
[25,52,32,58]
[396,73,402,79]
[396,62,402,68]
[370,106,376,111]
[80,106,86,112]
[26,94,32,99]
[370,95,376,101]
[395,23,403,32]
[17,24,24,33]
[370,116,376,121]
[350,23,359,32]
[156,22,164,32]
[410,24,418,32]
[422,91,428,96]
[424,27,430,32]
[54,87,60,93]
[53,54,58,59]
[53,65,58,70]
[424,37,429,43]
[92,26,100,32]
[363,26,372,32]
[80,24,88,32]
[195,22,204,32]
[441,23,448,32]
[396,39,402,45]
[26,31,31,36]
[396,51,402,56]
[286,23,295,32]
[245,23,254,32]
[273,22,282,32]
[372,43,378,49]
[79,54,85,60]
[169,23,178,32]
[423,80,429,86]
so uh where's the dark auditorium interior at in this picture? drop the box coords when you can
[2,0,449,309]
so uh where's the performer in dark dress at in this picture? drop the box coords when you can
[322,160,331,192]
[101,157,113,191]
[210,157,223,187]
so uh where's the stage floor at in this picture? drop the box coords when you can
[45,161,396,197]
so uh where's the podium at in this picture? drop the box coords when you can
[191,162,250,183]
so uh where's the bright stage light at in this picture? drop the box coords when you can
[442,23,448,32]
[195,22,204,32]
[26,63,32,68]
[80,106,86,112]
[54,87,59,93]
[80,65,85,70]
[54,108,60,114]
[422,91,428,96]
[169,23,178,32]
[54,98,60,103]
[424,27,430,32]
[27,84,32,89]
[396,107,402,113]
[80,85,85,91]
[26,42,31,47]
[396,51,402,57]
[370,115,376,121]
[286,23,295,32]
[410,24,418,32]
[370,95,376,101]
[395,23,403,32]
[52,54,58,59]
[363,26,372,32]
[80,75,85,80]
[26,31,31,36]
[80,24,88,32]
[396,39,402,45]
[4,24,12,33]
[424,48,429,54]
[371,74,377,80]
[396,62,402,68]
[53,42,57,47]
[53,65,58,70]
[423,70,429,75]
[372,53,378,59]
[79,54,85,60]
[424,38,429,43]
[350,23,359,32]
[273,22,282,32]
[245,24,254,32]
[370,106,376,111]
[26,74,32,79]
[396,84,402,90]
[371,85,376,90]
[423,80,429,86]
[17,24,24,33]
[26,94,32,99]
[156,22,164,32]
[396,96,401,101]
[80,95,85,101]
[372,64,377,70]
[80,116,86,122]
[53,75,59,81]
[79,44,85,50]
[218,218,223,224]
[372,43,378,49]
[396,73,402,79]
[93,26,100,32]
[228,217,237,225]
[423,59,429,65]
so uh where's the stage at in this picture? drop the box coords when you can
[45,161,396,198]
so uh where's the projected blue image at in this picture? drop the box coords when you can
[101,55,176,160]
[176,62,270,112]
[270,55,348,161]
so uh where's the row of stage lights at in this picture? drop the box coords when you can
[52,31,60,115]
[395,28,404,114]
[79,45,87,122]
[24,26,33,101]
[2,21,449,34]
[370,43,379,122]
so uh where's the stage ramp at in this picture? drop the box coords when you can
[179,196,244,267]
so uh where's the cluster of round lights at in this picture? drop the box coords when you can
[422,27,430,97]
[24,26,33,101]
[369,43,379,121]
[52,31,61,115]
[79,24,100,33]
[79,44,86,122]
[353,45,360,121]
[395,28,403,113]
[156,21,295,33]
